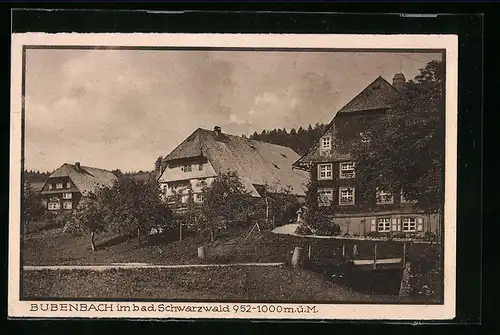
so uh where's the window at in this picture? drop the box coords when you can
[195,193,204,203]
[317,188,333,207]
[339,162,355,179]
[318,163,333,180]
[360,132,371,143]
[402,218,417,232]
[62,192,72,199]
[56,182,63,189]
[196,178,207,187]
[66,182,71,188]
[48,202,60,210]
[321,136,331,150]
[400,190,418,204]
[181,195,189,204]
[48,184,53,190]
[339,187,355,205]
[376,189,394,204]
[198,164,203,171]
[63,201,73,210]
[182,165,192,172]
[377,218,391,232]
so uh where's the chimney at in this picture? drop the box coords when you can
[75,162,81,171]
[392,73,406,92]
[214,126,221,137]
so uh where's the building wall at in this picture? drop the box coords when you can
[159,157,218,205]
[41,177,81,212]
[331,212,442,238]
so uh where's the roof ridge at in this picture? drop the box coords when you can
[198,127,296,152]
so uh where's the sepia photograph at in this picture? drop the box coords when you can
[9,33,458,319]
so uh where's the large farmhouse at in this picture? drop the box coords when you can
[40,162,117,211]
[293,73,442,237]
[158,126,309,207]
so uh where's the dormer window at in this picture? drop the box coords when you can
[182,165,192,172]
[360,132,371,143]
[321,136,331,150]
[48,184,53,190]
[56,182,63,189]
[339,162,355,179]
[376,188,394,205]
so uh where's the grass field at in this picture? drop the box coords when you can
[22,224,443,303]
[23,265,414,303]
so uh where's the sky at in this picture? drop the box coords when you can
[24,49,442,172]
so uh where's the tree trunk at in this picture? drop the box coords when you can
[265,197,269,224]
[179,220,183,241]
[210,225,215,242]
[90,231,96,252]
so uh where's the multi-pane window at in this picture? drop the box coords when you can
[318,163,333,180]
[182,165,192,172]
[376,189,394,204]
[196,178,207,187]
[63,201,73,210]
[339,162,355,179]
[377,218,391,232]
[321,136,331,150]
[62,192,72,199]
[402,218,417,232]
[66,182,71,188]
[56,182,63,189]
[48,202,60,210]
[317,188,333,207]
[339,187,355,205]
[195,193,204,203]
[360,132,371,143]
[400,190,418,204]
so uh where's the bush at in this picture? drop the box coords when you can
[424,231,439,243]
[295,225,313,236]
[315,223,341,236]
[393,232,407,239]
[366,231,379,238]
[56,211,73,228]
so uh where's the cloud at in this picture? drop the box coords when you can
[23,49,442,172]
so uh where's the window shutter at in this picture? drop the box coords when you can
[397,218,401,231]
[370,218,376,232]
[417,218,424,231]
[391,218,398,231]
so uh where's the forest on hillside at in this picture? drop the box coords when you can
[248,123,328,155]
[23,170,52,183]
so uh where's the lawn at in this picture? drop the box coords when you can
[23,265,408,303]
[22,224,443,303]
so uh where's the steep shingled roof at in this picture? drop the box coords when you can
[41,163,117,196]
[161,128,309,197]
[293,75,402,167]
[337,76,400,114]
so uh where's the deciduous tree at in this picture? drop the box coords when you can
[199,171,250,241]
[351,60,445,212]
[21,180,44,234]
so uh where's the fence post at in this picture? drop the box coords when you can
[373,242,377,270]
[291,247,303,268]
[353,244,358,257]
[197,246,205,259]
[403,242,406,268]
[342,244,346,263]
[308,245,311,260]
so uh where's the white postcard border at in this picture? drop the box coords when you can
[9,33,458,320]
